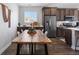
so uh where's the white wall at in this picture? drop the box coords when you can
[19,6,43,25]
[47,3,79,8]
[0,3,18,54]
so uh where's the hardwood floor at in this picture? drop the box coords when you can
[2,38,79,55]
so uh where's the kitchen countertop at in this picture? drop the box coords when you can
[57,26,79,50]
[65,27,79,31]
[66,27,79,50]
[66,27,79,31]
[57,26,79,31]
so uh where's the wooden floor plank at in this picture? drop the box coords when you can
[2,38,79,55]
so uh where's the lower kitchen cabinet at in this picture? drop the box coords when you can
[56,27,72,47]
[56,27,65,37]
[65,29,72,47]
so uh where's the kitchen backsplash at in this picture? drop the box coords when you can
[57,21,78,27]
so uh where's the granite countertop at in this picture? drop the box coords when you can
[57,26,79,31]
[67,27,79,31]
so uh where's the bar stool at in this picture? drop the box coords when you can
[75,31,79,51]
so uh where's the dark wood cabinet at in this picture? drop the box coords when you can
[43,7,78,21]
[57,8,65,21]
[78,11,79,21]
[56,27,65,37]
[43,8,51,16]
[65,29,72,47]
[42,7,57,16]
[56,28,72,46]
[69,9,74,16]
[65,9,70,16]
[57,8,78,21]
[60,9,65,21]
[56,9,60,21]
[65,8,77,16]
[51,7,57,15]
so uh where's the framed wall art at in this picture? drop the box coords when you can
[1,4,11,28]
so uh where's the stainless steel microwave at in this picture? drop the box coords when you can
[64,16,75,21]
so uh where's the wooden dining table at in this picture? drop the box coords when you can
[12,30,52,55]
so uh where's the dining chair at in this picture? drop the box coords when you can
[16,29,25,54]
[21,29,24,33]
[17,31,21,36]
[45,31,48,36]
[17,29,24,36]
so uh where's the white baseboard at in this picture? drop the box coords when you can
[0,42,11,55]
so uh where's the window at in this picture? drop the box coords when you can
[24,11,37,26]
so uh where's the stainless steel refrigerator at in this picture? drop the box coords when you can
[44,16,56,38]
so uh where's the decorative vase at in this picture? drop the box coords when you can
[27,28,36,36]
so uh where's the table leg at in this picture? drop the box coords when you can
[29,44,31,54]
[16,44,21,55]
[31,43,33,55]
[44,44,48,55]
[34,43,36,54]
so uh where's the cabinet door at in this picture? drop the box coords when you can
[56,27,61,37]
[56,27,65,37]
[60,9,65,21]
[74,10,78,20]
[43,8,51,16]
[65,9,78,16]
[75,31,79,41]
[56,9,60,21]
[57,9,65,21]
[65,29,72,47]
[51,8,57,15]
[65,9,70,16]
[69,9,74,16]
[78,11,79,21]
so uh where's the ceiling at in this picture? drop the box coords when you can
[18,3,50,7]
[17,3,79,8]
[47,3,79,8]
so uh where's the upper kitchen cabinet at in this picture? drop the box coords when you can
[69,9,74,16]
[78,11,79,21]
[57,9,65,21]
[51,7,57,15]
[56,9,60,21]
[43,7,51,16]
[57,8,78,21]
[60,9,65,21]
[65,9,70,16]
[65,8,78,16]
[42,7,57,16]
[65,8,78,21]
[57,8,65,21]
